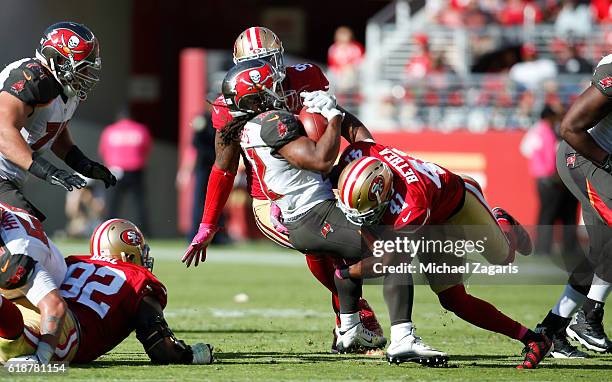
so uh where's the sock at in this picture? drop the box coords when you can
[540,310,571,336]
[552,284,587,317]
[390,322,413,343]
[0,296,24,340]
[333,271,361,314]
[583,298,605,322]
[437,285,524,341]
[305,255,340,313]
[586,274,612,302]
[340,313,360,332]
[383,270,414,325]
[519,329,545,346]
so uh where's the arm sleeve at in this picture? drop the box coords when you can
[592,54,612,97]
[259,111,304,153]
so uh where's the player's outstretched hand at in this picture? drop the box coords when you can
[49,169,87,191]
[181,223,218,267]
[191,343,214,364]
[86,162,118,188]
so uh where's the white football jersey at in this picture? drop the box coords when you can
[239,110,334,220]
[0,58,79,187]
[0,202,66,303]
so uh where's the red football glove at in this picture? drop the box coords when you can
[182,223,219,267]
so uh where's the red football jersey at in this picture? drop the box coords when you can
[212,63,329,200]
[60,255,167,363]
[338,141,465,230]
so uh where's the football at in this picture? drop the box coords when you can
[299,108,328,142]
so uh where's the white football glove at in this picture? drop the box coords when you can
[191,343,213,364]
[301,90,337,110]
[6,354,40,366]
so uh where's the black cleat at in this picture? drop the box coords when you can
[550,333,589,359]
[566,308,612,353]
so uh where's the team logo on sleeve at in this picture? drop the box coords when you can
[120,229,143,246]
[277,120,288,138]
[600,76,612,89]
[10,80,26,94]
[321,222,334,238]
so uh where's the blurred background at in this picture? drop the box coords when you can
[1,0,602,253]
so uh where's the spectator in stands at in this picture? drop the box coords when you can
[327,26,364,92]
[405,33,434,80]
[64,179,105,238]
[553,40,593,74]
[99,110,152,234]
[437,0,494,27]
[497,0,543,25]
[176,107,230,243]
[520,105,579,255]
[509,43,557,90]
[555,0,592,37]
[592,0,612,22]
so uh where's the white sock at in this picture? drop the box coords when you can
[339,313,360,332]
[552,284,587,318]
[587,274,612,302]
[390,322,413,343]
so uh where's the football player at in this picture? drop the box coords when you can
[333,142,553,368]
[182,26,382,351]
[0,219,212,365]
[0,21,116,222]
[191,59,450,365]
[534,54,612,356]
[0,202,69,365]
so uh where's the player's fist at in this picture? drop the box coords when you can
[191,343,213,364]
[301,90,336,110]
[182,223,218,267]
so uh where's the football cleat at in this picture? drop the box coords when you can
[336,323,387,353]
[566,308,612,353]
[550,333,589,359]
[386,327,448,367]
[517,335,552,369]
[492,207,533,256]
[359,298,384,336]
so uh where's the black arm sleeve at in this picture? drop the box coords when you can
[134,296,194,365]
[257,110,304,153]
[0,60,61,106]
[593,55,612,98]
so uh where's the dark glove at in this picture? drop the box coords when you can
[29,152,87,191]
[65,145,117,188]
[600,154,612,175]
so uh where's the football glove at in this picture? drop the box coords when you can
[191,343,213,364]
[65,145,117,188]
[182,223,218,267]
[269,202,288,235]
[301,90,337,110]
[29,152,87,191]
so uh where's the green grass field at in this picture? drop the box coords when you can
[5,239,612,381]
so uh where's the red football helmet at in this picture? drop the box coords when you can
[222,59,285,114]
[35,21,101,100]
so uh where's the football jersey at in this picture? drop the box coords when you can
[240,110,334,220]
[0,58,79,187]
[338,142,465,230]
[212,63,330,200]
[60,255,167,363]
[0,202,66,301]
[589,54,612,153]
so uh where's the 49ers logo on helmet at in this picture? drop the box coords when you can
[368,175,385,201]
[43,28,94,62]
[120,229,142,246]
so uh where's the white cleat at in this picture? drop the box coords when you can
[386,327,448,367]
[336,323,387,353]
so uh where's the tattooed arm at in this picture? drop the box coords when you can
[36,289,67,364]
